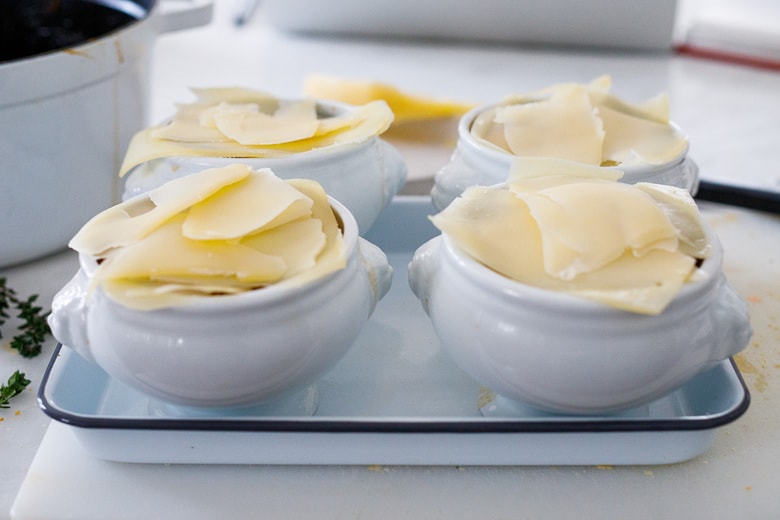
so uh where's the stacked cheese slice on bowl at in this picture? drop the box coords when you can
[70,164,346,310]
[431,158,710,315]
[470,75,688,168]
[118,88,395,177]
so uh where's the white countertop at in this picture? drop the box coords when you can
[3,1,780,518]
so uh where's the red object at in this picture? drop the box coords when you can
[675,43,780,72]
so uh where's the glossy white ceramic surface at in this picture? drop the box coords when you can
[122,102,408,235]
[47,198,392,409]
[431,103,700,211]
[0,1,212,268]
[408,225,752,414]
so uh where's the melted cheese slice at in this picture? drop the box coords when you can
[304,74,474,124]
[431,179,710,315]
[69,164,251,256]
[70,165,346,310]
[119,87,394,176]
[470,76,687,168]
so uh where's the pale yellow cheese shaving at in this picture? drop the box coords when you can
[494,85,605,164]
[70,165,346,310]
[211,101,321,145]
[430,177,710,315]
[281,178,347,287]
[241,218,326,278]
[182,169,313,240]
[69,164,251,256]
[510,181,679,280]
[119,87,394,177]
[96,214,288,284]
[304,74,474,124]
[508,157,623,182]
[597,103,687,165]
[472,75,687,167]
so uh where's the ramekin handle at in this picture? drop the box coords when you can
[407,237,442,315]
[378,140,408,204]
[357,238,393,315]
[709,277,753,362]
[47,270,95,363]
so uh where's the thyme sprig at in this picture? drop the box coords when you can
[1,277,51,409]
[0,370,31,409]
[0,277,51,358]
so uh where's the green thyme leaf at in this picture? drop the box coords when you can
[0,370,31,409]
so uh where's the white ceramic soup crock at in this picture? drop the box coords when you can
[431,103,700,211]
[122,101,408,235]
[0,0,212,268]
[408,226,752,415]
[48,197,393,410]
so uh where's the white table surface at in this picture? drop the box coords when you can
[3,1,780,518]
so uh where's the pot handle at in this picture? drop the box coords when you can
[407,237,442,315]
[159,0,214,34]
[378,140,409,205]
[358,238,393,316]
[47,271,95,363]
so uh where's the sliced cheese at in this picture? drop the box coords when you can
[430,178,708,315]
[511,181,678,279]
[119,95,394,176]
[241,218,326,277]
[211,101,321,145]
[71,165,348,310]
[152,102,232,143]
[430,187,548,284]
[190,87,279,108]
[283,178,347,285]
[597,103,687,165]
[69,164,251,255]
[199,102,260,128]
[590,90,670,125]
[508,157,623,183]
[96,214,288,284]
[470,107,511,153]
[470,76,686,168]
[304,74,474,124]
[634,182,711,258]
[494,85,605,165]
[182,168,313,240]
[561,248,695,315]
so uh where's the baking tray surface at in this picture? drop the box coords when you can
[37,197,750,465]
